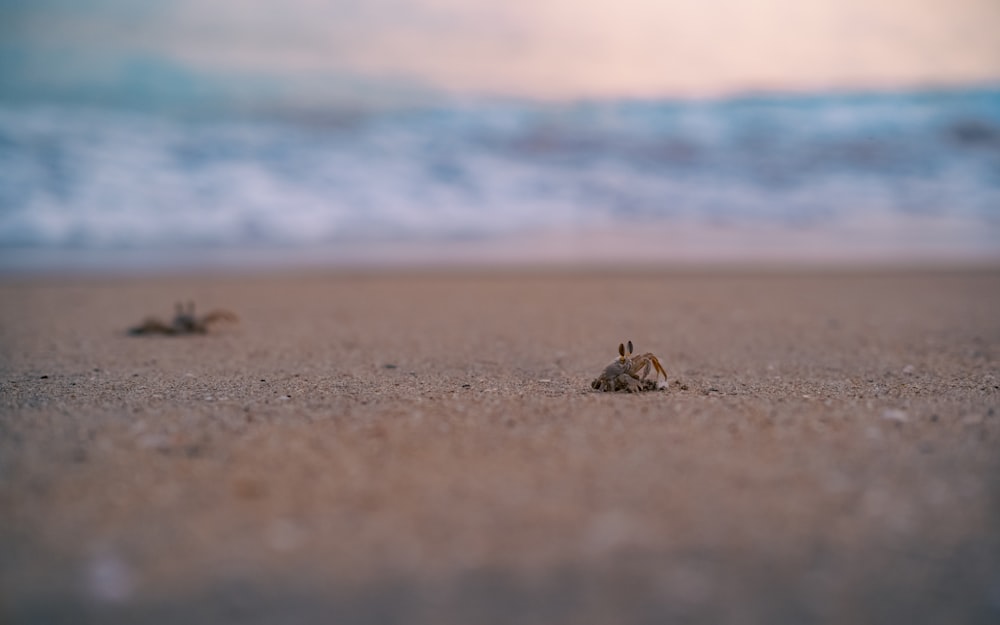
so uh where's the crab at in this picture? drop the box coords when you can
[591,340,668,393]
[128,302,239,336]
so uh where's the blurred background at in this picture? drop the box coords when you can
[1,0,999,272]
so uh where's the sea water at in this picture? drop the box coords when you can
[1,87,998,271]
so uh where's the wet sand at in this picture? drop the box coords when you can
[1,269,999,624]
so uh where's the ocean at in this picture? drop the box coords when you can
[1,87,998,272]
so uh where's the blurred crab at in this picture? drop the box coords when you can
[591,340,668,392]
[128,301,239,336]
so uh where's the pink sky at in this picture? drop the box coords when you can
[169,0,1000,97]
[10,0,1000,98]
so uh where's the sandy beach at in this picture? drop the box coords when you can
[1,268,998,624]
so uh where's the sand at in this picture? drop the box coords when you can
[1,269,999,624]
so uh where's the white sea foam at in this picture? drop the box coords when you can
[1,88,998,270]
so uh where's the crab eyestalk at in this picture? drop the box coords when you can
[618,339,636,364]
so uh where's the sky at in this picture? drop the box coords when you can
[2,0,999,105]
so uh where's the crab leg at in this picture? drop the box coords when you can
[647,354,668,380]
[201,310,240,326]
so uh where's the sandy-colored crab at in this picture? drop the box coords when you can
[128,302,238,336]
[591,340,668,392]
